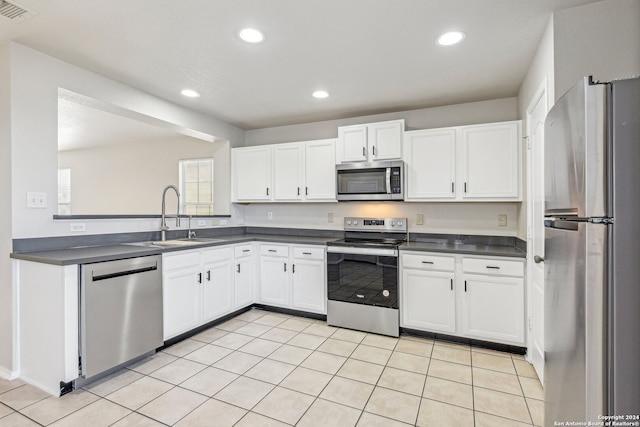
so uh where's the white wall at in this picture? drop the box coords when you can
[244,202,520,236]
[0,44,15,377]
[8,42,246,239]
[554,0,640,100]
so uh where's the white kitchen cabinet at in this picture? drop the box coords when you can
[273,143,304,201]
[337,119,404,163]
[401,259,456,333]
[304,139,336,200]
[291,246,326,314]
[232,146,272,201]
[404,128,457,200]
[232,139,336,202]
[258,243,327,314]
[234,244,255,309]
[400,250,525,346]
[403,120,521,201]
[201,247,234,323]
[461,256,525,345]
[460,121,521,200]
[259,244,290,307]
[163,247,235,340]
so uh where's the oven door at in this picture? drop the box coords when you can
[327,246,398,309]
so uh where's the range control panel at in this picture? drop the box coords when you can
[344,217,407,232]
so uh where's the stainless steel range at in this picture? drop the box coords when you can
[326,217,407,337]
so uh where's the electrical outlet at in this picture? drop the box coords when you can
[328,213,334,223]
[219,219,228,225]
[268,211,273,220]
[27,192,47,208]
[416,213,424,225]
[69,223,86,232]
[498,214,508,227]
[197,219,206,226]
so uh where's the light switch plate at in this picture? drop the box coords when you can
[416,213,424,225]
[70,223,86,232]
[498,214,508,227]
[27,192,47,208]
[268,212,273,220]
[328,213,334,223]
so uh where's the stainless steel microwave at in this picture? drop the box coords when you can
[336,161,404,201]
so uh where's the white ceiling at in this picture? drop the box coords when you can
[1,0,601,130]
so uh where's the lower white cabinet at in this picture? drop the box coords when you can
[163,247,234,340]
[461,257,525,345]
[400,251,525,346]
[259,243,326,314]
[234,244,255,309]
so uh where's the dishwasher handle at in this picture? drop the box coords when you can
[92,262,158,282]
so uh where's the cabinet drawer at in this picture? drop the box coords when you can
[162,250,201,270]
[463,257,524,277]
[292,246,325,260]
[201,246,233,263]
[234,244,254,258]
[402,253,455,272]
[260,244,289,257]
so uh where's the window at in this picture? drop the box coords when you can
[179,158,214,215]
[58,168,71,215]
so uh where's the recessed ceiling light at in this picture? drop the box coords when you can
[312,90,329,99]
[181,89,200,98]
[436,31,466,46]
[239,28,264,43]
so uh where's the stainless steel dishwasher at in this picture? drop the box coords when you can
[80,255,163,379]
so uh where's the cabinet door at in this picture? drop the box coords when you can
[292,259,326,314]
[304,139,336,200]
[259,256,290,307]
[461,122,520,200]
[273,143,304,200]
[163,265,202,340]
[233,146,272,201]
[235,256,254,309]
[338,125,367,162]
[401,269,456,333]
[461,275,524,345]
[202,252,234,323]
[404,129,456,200]
[369,120,403,160]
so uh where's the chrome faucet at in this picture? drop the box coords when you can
[188,215,196,240]
[161,185,180,241]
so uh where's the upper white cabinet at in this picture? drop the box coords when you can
[404,120,521,201]
[232,139,336,202]
[232,146,272,201]
[461,122,520,200]
[404,128,457,200]
[337,119,404,163]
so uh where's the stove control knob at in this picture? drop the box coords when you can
[346,220,351,225]
[353,220,358,225]
[391,221,396,226]
[398,220,403,226]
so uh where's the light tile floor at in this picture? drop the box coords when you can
[0,308,544,426]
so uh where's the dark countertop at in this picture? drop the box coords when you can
[11,231,526,266]
[400,241,526,258]
[10,234,340,266]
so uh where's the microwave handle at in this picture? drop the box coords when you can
[386,168,392,194]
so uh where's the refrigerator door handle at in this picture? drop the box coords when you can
[544,218,580,231]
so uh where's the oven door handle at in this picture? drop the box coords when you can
[327,246,398,257]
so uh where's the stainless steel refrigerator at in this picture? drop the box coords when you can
[544,76,640,425]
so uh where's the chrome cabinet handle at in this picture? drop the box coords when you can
[451,182,455,193]
[534,255,544,263]
[237,264,240,273]
[303,252,312,255]
[372,146,376,156]
[206,270,211,281]
[284,263,287,272]
[292,264,296,273]
[450,278,453,291]
[197,272,202,283]
[266,187,269,196]
[421,261,434,264]
[486,266,500,270]
[268,249,277,252]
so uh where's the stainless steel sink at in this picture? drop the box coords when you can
[125,237,224,248]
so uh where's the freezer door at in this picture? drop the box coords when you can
[544,219,606,425]
[544,77,607,218]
